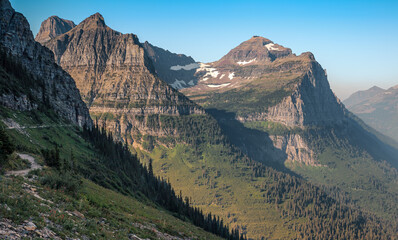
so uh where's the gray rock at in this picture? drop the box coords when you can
[35,16,75,44]
[0,0,92,127]
[42,12,204,144]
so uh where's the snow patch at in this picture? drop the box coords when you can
[207,83,231,88]
[220,74,225,79]
[265,43,282,51]
[170,63,200,71]
[170,79,187,89]
[228,72,235,80]
[237,58,256,65]
[197,63,219,81]
[188,80,195,86]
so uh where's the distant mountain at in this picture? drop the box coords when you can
[184,36,345,127]
[183,36,348,166]
[35,15,198,91]
[35,16,76,44]
[344,86,385,107]
[42,13,203,146]
[143,41,198,89]
[0,0,91,127]
[182,36,398,221]
[344,85,398,143]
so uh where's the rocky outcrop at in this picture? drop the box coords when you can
[0,0,92,127]
[35,16,75,44]
[143,41,198,89]
[0,94,37,111]
[42,13,203,144]
[268,134,318,165]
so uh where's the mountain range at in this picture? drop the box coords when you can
[344,85,398,143]
[1,1,398,239]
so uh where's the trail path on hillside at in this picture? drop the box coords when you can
[2,118,72,130]
[5,153,42,176]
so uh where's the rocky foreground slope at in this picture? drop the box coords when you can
[0,0,91,127]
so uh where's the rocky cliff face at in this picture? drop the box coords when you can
[0,0,91,127]
[183,36,346,128]
[143,42,198,89]
[240,60,346,127]
[182,36,347,165]
[268,134,318,165]
[35,16,75,44]
[42,13,203,144]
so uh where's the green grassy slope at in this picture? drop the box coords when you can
[0,107,221,239]
[289,125,398,220]
[132,114,397,239]
[0,176,221,240]
[237,118,398,221]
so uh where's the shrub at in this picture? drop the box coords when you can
[41,171,82,196]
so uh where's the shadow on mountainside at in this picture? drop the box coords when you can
[346,116,398,169]
[206,108,300,176]
[206,108,398,175]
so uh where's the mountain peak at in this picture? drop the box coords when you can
[78,12,106,29]
[369,85,384,91]
[214,35,292,66]
[35,15,76,44]
[248,35,272,43]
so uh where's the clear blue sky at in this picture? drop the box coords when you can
[10,0,398,99]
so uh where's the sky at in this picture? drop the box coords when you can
[10,0,398,100]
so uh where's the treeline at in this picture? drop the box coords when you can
[81,123,246,240]
[247,160,398,239]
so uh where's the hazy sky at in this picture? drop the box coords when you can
[10,0,398,100]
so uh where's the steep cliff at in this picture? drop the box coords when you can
[182,36,398,223]
[182,36,347,166]
[183,36,346,128]
[0,0,91,127]
[43,13,203,144]
[35,16,75,44]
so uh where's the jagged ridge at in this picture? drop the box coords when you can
[35,15,76,44]
[43,13,203,144]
